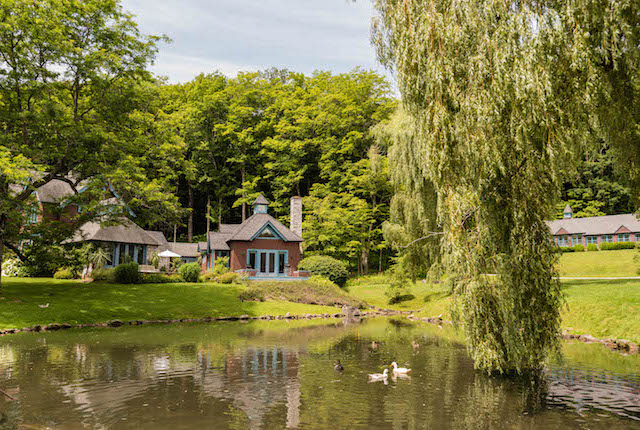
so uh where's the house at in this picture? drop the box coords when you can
[546,205,640,247]
[67,220,198,270]
[199,195,305,279]
[17,175,198,271]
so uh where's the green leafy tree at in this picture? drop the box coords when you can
[371,0,639,373]
[0,0,181,285]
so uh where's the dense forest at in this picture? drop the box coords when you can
[143,69,397,274]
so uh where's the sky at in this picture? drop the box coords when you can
[122,0,392,84]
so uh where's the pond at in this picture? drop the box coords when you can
[0,318,637,429]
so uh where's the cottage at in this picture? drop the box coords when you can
[546,205,640,247]
[199,195,305,279]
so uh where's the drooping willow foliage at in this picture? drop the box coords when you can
[370,0,639,373]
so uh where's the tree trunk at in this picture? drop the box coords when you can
[187,180,193,242]
[241,168,246,222]
[361,248,369,276]
[173,224,177,243]
[379,248,383,274]
[0,237,3,289]
[218,196,222,230]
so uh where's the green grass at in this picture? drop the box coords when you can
[561,279,640,342]
[0,278,340,330]
[347,274,450,316]
[348,275,640,343]
[557,249,638,277]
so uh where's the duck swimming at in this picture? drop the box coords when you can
[334,360,344,372]
[390,361,411,374]
[368,368,389,382]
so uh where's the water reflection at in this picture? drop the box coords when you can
[0,319,636,429]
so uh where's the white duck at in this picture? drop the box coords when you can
[390,361,411,374]
[368,368,389,382]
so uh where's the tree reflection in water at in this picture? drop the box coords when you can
[0,319,636,429]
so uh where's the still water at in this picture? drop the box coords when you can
[0,318,637,429]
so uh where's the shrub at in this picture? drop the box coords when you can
[201,270,216,282]
[53,268,75,279]
[298,255,349,287]
[586,243,598,251]
[238,287,265,302]
[557,246,575,253]
[385,269,412,304]
[1,258,25,277]
[212,257,230,276]
[178,262,201,283]
[599,241,636,251]
[218,272,240,284]
[92,268,115,282]
[572,244,585,252]
[140,273,183,284]
[114,262,140,284]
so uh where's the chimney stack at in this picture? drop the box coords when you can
[290,196,303,238]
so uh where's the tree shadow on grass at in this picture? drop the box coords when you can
[423,291,450,303]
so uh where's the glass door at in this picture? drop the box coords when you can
[257,251,279,276]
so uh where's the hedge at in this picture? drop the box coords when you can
[298,255,349,287]
[599,241,636,251]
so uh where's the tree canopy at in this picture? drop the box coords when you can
[371,0,639,372]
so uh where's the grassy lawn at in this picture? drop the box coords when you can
[0,278,340,330]
[561,279,640,342]
[348,275,640,343]
[558,249,638,277]
[347,274,450,316]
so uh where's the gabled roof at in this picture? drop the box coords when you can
[206,231,233,251]
[203,213,303,251]
[219,224,241,234]
[546,213,640,236]
[167,242,199,258]
[228,213,302,242]
[146,231,168,246]
[563,204,573,214]
[68,218,161,245]
[253,194,270,205]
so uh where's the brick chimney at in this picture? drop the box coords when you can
[290,196,303,238]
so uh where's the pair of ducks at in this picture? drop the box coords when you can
[368,362,411,381]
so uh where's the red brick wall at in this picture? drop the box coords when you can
[229,239,302,273]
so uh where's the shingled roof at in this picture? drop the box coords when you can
[253,194,270,205]
[204,213,303,251]
[68,218,161,245]
[546,213,640,236]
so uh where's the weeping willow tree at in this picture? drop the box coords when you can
[370,0,639,373]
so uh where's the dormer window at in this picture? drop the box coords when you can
[255,204,268,214]
[258,226,277,239]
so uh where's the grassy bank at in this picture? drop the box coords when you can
[0,278,341,330]
[348,275,640,343]
[558,249,637,277]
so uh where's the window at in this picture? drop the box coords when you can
[258,226,278,239]
[602,235,613,243]
[618,233,630,242]
[119,244,127,265]
[268,253,275,273]
[137,245,145,265]
[636,233,640,242]
[248,251,257,269]
[104,243,114,266]
[260,253,267,272]
[586,236,598,245]
[557,236,568,247]
[279,252,287,274]
[571,234,582,245]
